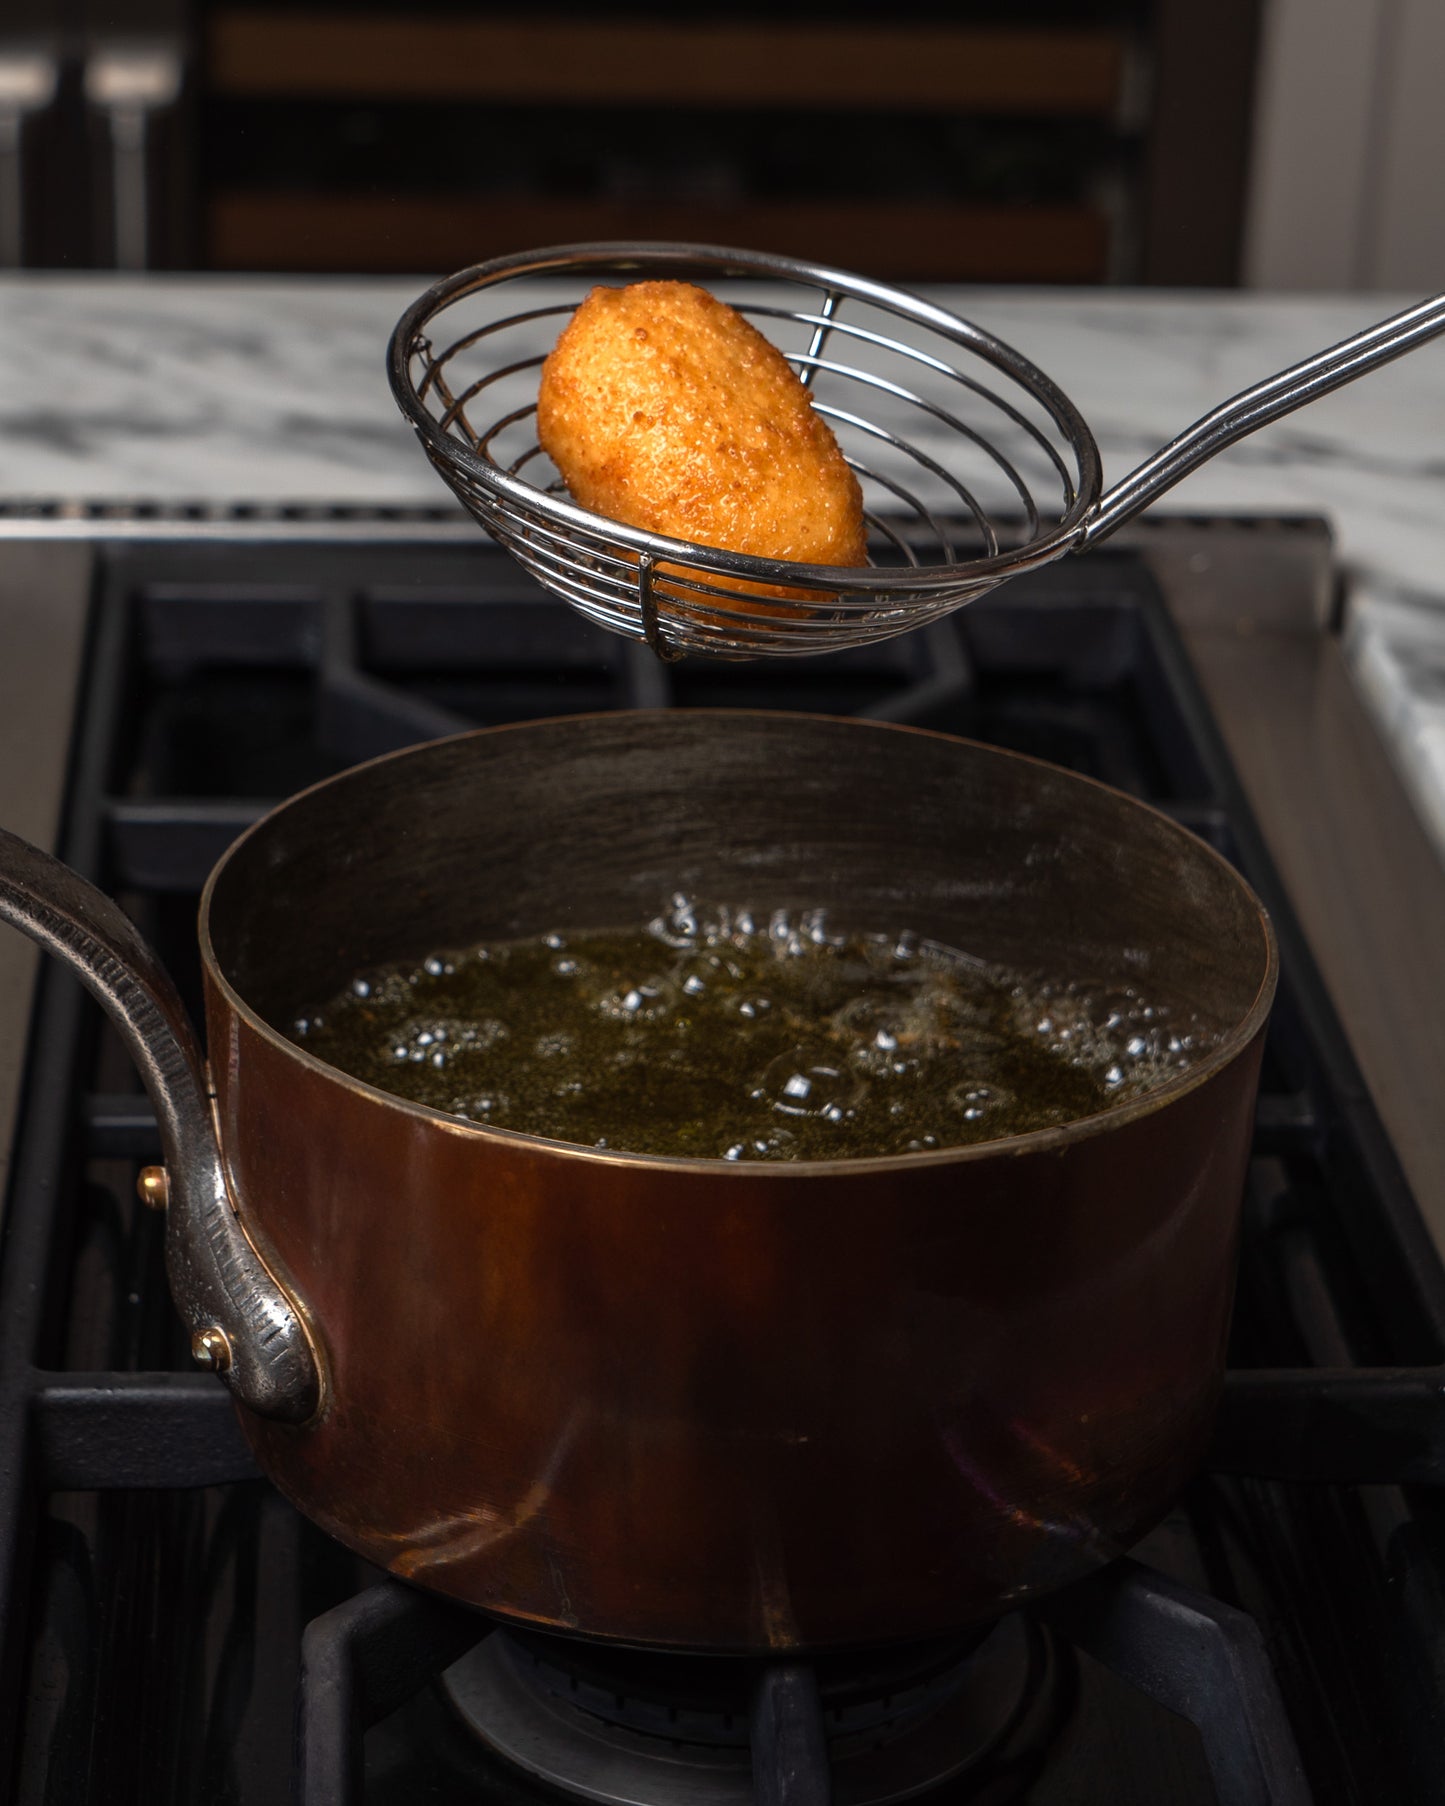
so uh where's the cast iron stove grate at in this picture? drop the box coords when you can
[3,526,1445,1804]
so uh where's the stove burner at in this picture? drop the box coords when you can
[440,1617,1071,1805]
[8,525,1445,1802]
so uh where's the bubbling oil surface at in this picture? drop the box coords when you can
[290,897,1217,1160]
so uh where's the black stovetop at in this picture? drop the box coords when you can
[3,531,1445,1806]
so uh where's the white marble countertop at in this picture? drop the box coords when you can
[1,274,1443,853]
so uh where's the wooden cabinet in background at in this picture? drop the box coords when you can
[195,3,1260,285]
[0,0,1264,283]
[203,12,1130,281]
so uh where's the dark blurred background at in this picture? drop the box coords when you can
[1,0,1265,282]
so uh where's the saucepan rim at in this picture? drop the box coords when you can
[197,708,1279,1177]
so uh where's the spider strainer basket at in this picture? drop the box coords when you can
[388,243,1102,662]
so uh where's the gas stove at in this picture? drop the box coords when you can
[1,515,1444,1805]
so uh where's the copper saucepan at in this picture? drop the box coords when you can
[0,711,1276,1652]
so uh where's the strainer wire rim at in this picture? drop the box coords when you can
[387,241,1103,598]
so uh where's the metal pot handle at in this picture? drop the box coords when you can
[0,827,321,1423]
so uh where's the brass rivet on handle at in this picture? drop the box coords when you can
[136,1165,169,1211]
[191,1326,232,1373]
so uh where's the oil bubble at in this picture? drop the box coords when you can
[946,1079,1014,1122]
[649,893,700,949]
[673,950,743,996]
[292,899,1221,1161]
[800,909,842,948]
[761,1047,866,1122]
[724,1127,799,1160]
[595,975,677,1022]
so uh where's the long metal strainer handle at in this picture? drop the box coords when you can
[1080,293,1445,548]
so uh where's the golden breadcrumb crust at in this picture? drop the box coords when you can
[536,281,867,611]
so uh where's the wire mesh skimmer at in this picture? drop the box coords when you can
[389,243,1445,662]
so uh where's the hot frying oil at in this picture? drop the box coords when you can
[290,898,1213,1160]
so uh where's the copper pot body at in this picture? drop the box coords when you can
[200,712,1275,1652]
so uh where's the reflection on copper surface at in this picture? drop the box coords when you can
[939,1406,1118,1567]
[748,1484,801,1650]
[386,1413,581,1581]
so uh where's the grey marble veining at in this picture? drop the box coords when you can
[1,273,1444,855]
[0,277,428,499]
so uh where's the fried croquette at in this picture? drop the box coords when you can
[536,281,867,611]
